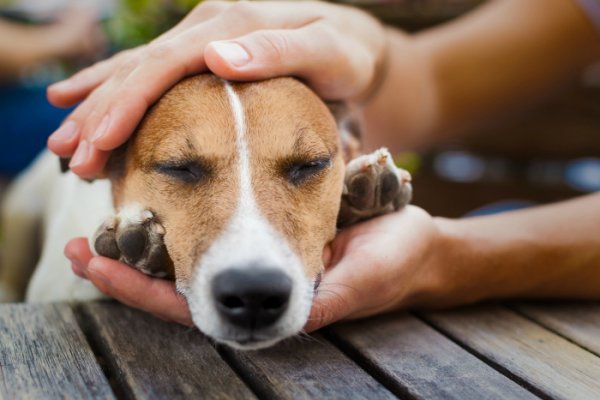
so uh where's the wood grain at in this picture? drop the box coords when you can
[515,302,600,356]
[422,305,600,400]
[220,332,396,399]
[0,303,114,399]
[329,312,537,400]
[77,302,255,400]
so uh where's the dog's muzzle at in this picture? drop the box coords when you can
[212,268,292,331]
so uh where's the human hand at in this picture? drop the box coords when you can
[305,206,447,332]
[46,1,386,178]
[65,237,193,326]
[65,206,450,333]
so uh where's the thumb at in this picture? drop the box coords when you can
[303,260,360,332]
[64,237,95,278]
[204,25,371,100]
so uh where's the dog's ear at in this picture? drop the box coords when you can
[58,144,128,183]
[326,102,362,161]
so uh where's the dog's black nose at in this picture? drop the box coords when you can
[212,268,292,330]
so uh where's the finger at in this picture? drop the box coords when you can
[67,140,110,179]
[47,50,138,107]
[65,237,95,278]
[90,3,323,151]
[47,121,80,157]
[304,285,355,332]
[47,1,229,107]
[86,257,193,326]
[65,238,193,326]
[49,70,122,160]
[205,23,373,100]
[57,3,323,173]
[303,257,362,332]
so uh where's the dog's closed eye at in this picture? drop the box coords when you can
[154,161,205,184]
[287,158,331,186]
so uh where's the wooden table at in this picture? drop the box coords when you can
[1,301,599,399]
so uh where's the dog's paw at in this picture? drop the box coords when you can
[92,204,174,279]
[338,148,412,227]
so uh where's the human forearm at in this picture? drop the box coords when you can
[0,20,59,77]
[361,0,600,151]
[432,193,600,306]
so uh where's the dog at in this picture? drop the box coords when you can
[0,74,412,349]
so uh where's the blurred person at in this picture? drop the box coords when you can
[45,0,600,330]
[0,6,105,176]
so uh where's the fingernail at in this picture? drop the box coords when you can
[210,41,251,67]
[91,114,110,143]
[69,140,90,168]
[49,121,78,143]
[49,79,73,92]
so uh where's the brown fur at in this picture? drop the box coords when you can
[108,75,344,286]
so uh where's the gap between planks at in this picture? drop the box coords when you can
[418,304,600,400]
[414,308,552,400]
[325,311,539,400]
[508,302,600,358]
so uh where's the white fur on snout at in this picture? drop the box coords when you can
[116,203,154,225]
[186,82,312,350]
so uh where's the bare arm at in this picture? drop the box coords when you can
[361,0,600,151]
[430,192,600,306]
[0,19,58,77]
[0,10,105,79]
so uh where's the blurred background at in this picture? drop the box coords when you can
[0,0,196,177]
[0,0,598,217]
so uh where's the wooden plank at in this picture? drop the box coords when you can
[329,312,537,400]
[220,332,396,399]
[422,305,600,400]
[515,302,600,356]
[78,302,255,400]
[0,304,114,400]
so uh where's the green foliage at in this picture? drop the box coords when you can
[106,0,200,49]
[394,152,421,175]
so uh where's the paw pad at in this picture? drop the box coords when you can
[338,148,412,227]
[93,205,174,279]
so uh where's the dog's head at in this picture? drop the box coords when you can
[107,75,345,349]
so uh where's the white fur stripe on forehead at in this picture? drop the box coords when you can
[187,82,312,345]
[224,82,253,210]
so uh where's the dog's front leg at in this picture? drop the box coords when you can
[92,204,174,279]
[338,148,412,227]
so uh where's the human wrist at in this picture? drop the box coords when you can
[432,214,550,305]
[394,215,472,310]
[427,216,494,307]
[358,28,440,151]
